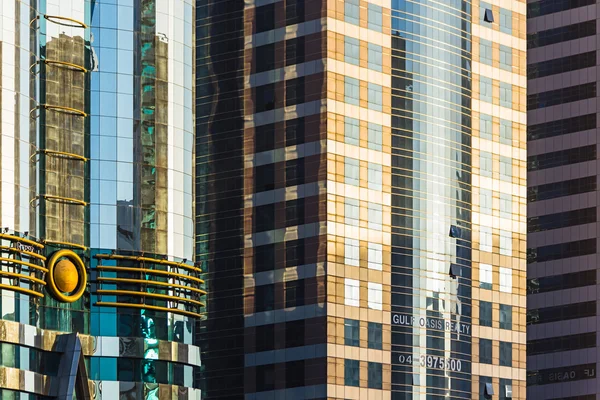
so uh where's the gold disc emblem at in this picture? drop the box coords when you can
[46,249,87,302]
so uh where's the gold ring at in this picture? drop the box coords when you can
[46,249,86,303]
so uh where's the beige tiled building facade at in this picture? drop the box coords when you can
[197,0,526,398]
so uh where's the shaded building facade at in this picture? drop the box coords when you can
[197,0,526,398]
[0,0,202,398]
[527,1,600,399]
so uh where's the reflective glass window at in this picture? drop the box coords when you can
[345,0,360,25]
[368,43,382,71]
[368,362,382,389]
[480,301,492,327]
[345,37,360,65]
[500,341,512,366]
[368,4,382,32]
[368,203,382,230]
[368,322,382,349]
[499,267,513,293]
[500,82,512,108]
[480,114,492,140]
[345,157,360,186]
[480,189,492,214]
[345,238,360,266]
[345,77,360,105]
[345,198,360,226]
[480,77,493,103]
[480,151,492,177]
[368,282,382,310]
[499,304,512,330]
[500,156,512,181]
[345,117,360,146]
[368,242,382,270]
[500,45,512,71]
[344,319,360,346]
[368,163,382,191]
[368,123,383,151]
[345,278,360,306]
[500,119,512,145]
[479,339,492,364]
[345,359,360,386]
[368,83,383,111]
[480,39,493,65]
[499,8,512,34]
[480,263,492,290]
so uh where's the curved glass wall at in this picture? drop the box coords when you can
[390,0,472,398]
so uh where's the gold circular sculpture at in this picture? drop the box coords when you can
[46,250,86,302]
[54,259,78,293]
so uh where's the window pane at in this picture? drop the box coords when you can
[344,319,360,346]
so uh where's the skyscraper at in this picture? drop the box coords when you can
[197,0,526,398]
[527,1,599,399]
[0,1,202,398]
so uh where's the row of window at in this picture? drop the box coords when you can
[344,198,384,230]
[528,145,596,172]
[479,339,512,366]
[345,77,383,110]
[527,114,596,141]
[527,0,595,19]
[479,190,513,219]
[527,20,596,49]
[254,159,310,192]
[527,301,596,325]
[254,1,306,34]
[479,152,514,181]
[527,238,596,263]
[479,264,513,291]
[527,207,596,233]
[255,37,309,73]
[479,376,513,400]
[479,40,513,71]
[254,116,314,154]
[345,278,383,310]
[254,239,320,273]
[480,114,512,144]
[480,301,513,329]
[344,158,383,190]
[480,2,513,35]
[528,51,596,80]
[254,279,320,312]
[344,117,383,151]
[344,359,382,388]
[528,82,596,110]
[345,239,383,270]
[345,0,383,32]
[344,319,382,349]
[527,269,596,295]
[527,332,596,356]
[528,176,596,202]
[479,77,513,108]
[344,37,383,72]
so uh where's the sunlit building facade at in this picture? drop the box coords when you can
[198,0,526,398]
[0,0,202,398]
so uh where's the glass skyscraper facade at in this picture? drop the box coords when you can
[0,0,202,398]
[198,0,526,399]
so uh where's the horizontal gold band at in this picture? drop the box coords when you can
[43,59,87,72]
[41,240,87,251]
[33,195,87,206]
[96,277,207,295]
[34,149,87,162]
[0,246,46,261]
[0,270,46,285]
[95,302,202,318]
[0,234,44,249]
[96,266,204,284]
[95,254,202,273]
[97,290,205,307]
[0,257,48,273]
[31,104,87,117]
[0,283,44,298]
[43,15,87,29]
